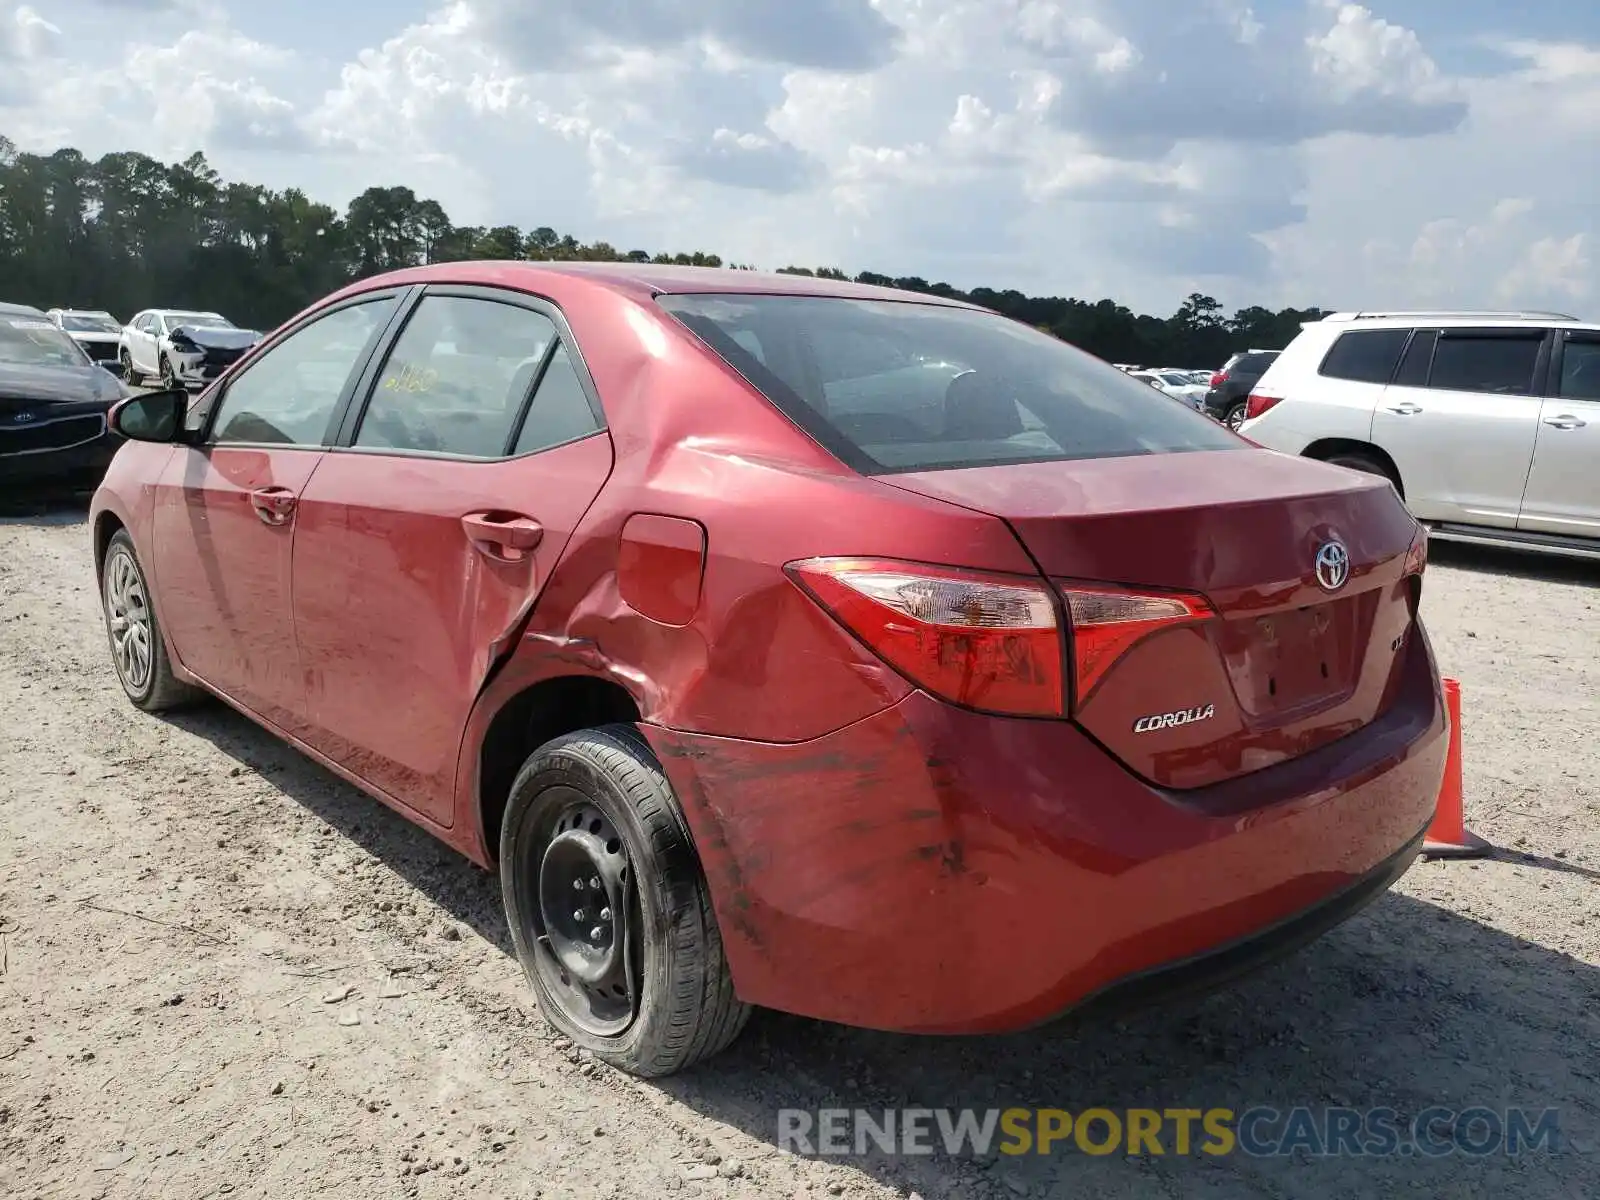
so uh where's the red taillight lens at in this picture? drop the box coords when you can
[1404,526,1427,577]
[1244,392,1283,420]
[787,557,1065,717]
[1208,372,1226,388]
[1059,584,1214,707]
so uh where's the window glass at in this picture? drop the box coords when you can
[1393,330,1436,387]
[511,344,602,455]
[210,297,397,446]
[1558,340,1600,400]
[355,296,557,458]
[657,294,1240,473]
[1318,329,1409,383]
[1428,334,1542,395]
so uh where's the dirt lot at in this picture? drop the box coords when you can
[1,498,1597,1200]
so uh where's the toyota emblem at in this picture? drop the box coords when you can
[1314,540,1350,592]
[12,410,35,423]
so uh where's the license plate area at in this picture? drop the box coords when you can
[1216,599,1361,719]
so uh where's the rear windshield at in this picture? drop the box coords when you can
[656,294,1239,474]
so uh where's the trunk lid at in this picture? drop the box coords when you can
[885,449,1423,788]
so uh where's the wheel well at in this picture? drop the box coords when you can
[477,676,642,864]
[93,512,126,576]
[1301,438,1405,498]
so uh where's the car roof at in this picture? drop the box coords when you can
[0,301,48,318]
[336,260,987,310]
[1311,311,1600,333]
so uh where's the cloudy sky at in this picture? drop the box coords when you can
[3,0,1595,315]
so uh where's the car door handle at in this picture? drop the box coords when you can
[461,512,543,561]
[1383,402,1424,415]
[1543,414,1587,429]
[249,486,298,526]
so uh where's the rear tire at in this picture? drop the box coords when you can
[119,349,141,386]
[1325,452,1400,492]
[499,725,750,1077]
[1224,402,1247,430]
[100,530,202,712]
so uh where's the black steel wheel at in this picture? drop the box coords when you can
[500,725,749,1076]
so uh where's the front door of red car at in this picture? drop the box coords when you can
[290,287,614,826]
[151,293,405,733]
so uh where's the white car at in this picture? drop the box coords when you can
[1241,309,1600,560]
[1129,369,1208,411]
[46,308,123,372]
[119,308,263,390]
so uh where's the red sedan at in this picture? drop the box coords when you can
[91,263,1446,1076]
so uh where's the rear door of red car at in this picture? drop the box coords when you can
[150,289,408,735]
[289,284,614,827]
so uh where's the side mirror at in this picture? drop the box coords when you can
[110,389,191,443]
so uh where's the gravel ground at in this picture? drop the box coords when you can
[1,496,1597,1200]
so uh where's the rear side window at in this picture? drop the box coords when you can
[1318,329,1409,383]
[356,296,557,458]
[1427,333,1543,396]
[657,294,1240,473]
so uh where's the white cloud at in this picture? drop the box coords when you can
[0,0,1595,317]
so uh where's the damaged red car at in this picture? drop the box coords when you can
[90,264,1447,1076]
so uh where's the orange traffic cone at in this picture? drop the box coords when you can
[1422,677,1492,859]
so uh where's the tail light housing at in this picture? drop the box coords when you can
[787,558,1064,716]
[1059,584,1214,708]
[1402,525,1427,615]
[787,559,1218,718]
[1244,392,1283,421]
[1208,372,1226,388]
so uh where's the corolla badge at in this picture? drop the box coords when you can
[1133,704,1215,733]
[1314,540,1350,592]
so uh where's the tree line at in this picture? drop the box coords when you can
[0,136,1329,368]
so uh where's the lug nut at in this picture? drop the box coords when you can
[588,877,600,890]
[599,908,611,921]
[572,910,585,922]
[589,926,603,942]
[572,879,584,891]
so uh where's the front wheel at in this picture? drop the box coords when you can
[159,355,177,389]
[499,725,750,1077]
[100,530,202,711]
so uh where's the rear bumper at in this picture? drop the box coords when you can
[645,625,1446,1034]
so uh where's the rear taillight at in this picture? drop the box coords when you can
[1404,526,1427,577]
[1059,584,1214,707]
[787,558,1065,717]
[1244,392,1283,420]
[1208,372,1226,388]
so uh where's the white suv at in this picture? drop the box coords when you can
[1240,310,1600,561]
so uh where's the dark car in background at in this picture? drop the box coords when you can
[1205,349,1280,429]
[0,301,130,488]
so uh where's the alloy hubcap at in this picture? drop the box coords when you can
[529,796,639,1036]
[104,549,153,692]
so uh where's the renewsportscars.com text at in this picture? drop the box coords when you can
[777,1106,1562,1159]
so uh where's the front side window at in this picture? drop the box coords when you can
[657,294,1240,473]
[1319,329,1409,384]
[1427,333,1543,396]
[209,297,398,446]
[1558,338,1600,400]
[355,296,559,458]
